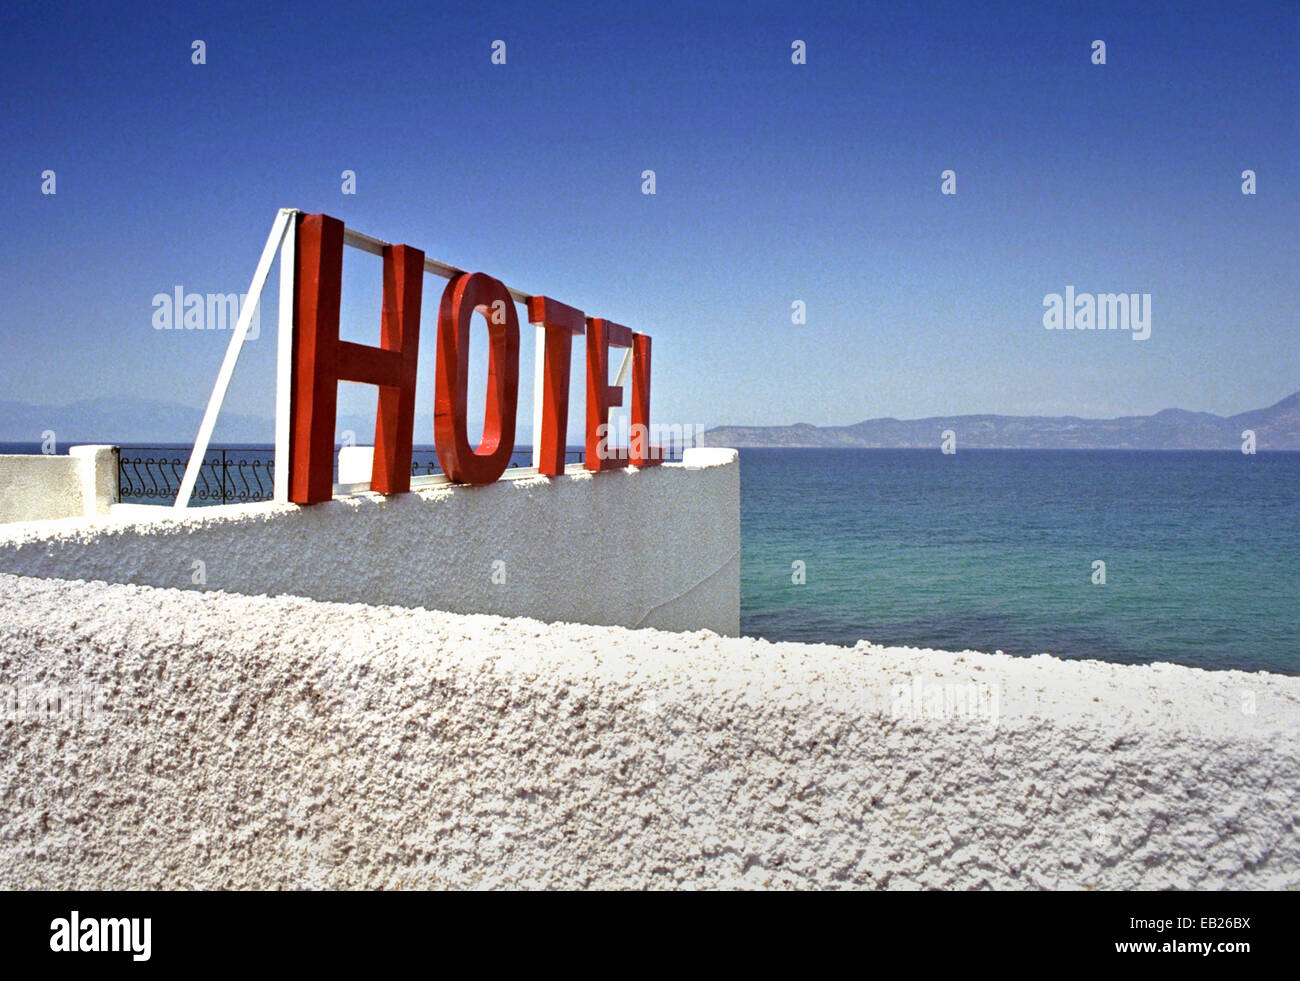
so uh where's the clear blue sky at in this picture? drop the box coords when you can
[1,0,1296,442]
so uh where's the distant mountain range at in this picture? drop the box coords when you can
[0,397,271,445]
[3,391,1298,450]
[704,391,1300,450]
[0,397,418,447]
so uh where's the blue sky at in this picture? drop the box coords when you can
[1,0,1296,442]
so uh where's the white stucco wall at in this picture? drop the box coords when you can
[69,445,119,517]
[1,572,1296,890]
[0,446,118,524]
[0,448,739,635]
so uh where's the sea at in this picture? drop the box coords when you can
[741,449,1298,675]
[4,442,1296,675]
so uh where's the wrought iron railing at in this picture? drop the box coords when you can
[407,451,579,478]
[118,449,274,505]
[118,447,588,506]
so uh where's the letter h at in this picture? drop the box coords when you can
[290,213,424,503]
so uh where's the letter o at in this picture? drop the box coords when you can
[434,272,520,484]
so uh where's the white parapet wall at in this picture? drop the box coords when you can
[0,447,739,635]
[0,446,118,524]
[1,572,1296,890]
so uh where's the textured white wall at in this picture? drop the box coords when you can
[70,445,119,517]
[0,446,117,524]
[2,573,1296,890]
[0,448,739,635]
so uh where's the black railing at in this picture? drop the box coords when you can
[118,447,589,506]
[118,449,275,505]
[405,451,581,479]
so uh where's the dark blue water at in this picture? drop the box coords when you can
[740,449,1299,675]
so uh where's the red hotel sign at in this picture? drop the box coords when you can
[289,214,662,504]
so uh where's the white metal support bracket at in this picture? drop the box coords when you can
[174,208,297,508]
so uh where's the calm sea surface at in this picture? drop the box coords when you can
[5,442,1296,674]
[740,449,1299,675]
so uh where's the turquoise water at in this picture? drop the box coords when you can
[739,449,1300,675]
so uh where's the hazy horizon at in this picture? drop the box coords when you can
[1,386,1295,447]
